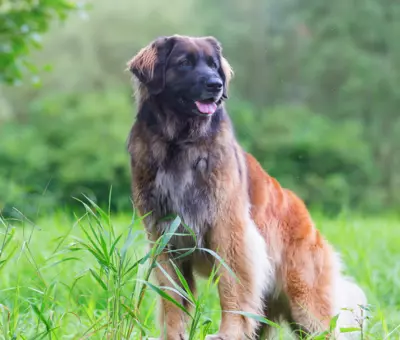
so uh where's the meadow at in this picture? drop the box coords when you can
[1,200,399,340]
[2,1,400,339]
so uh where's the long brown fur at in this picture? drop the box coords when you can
[127,35,367,340]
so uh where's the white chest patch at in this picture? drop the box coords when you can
[244,211,275,309]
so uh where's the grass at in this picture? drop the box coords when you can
[0,200,399,340]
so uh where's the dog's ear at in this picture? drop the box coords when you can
[205,36,234,99]
[127,36,175,95]
[220,57,234,99]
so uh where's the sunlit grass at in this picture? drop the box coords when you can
[0,201,399,339]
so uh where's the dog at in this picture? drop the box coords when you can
[127,35,367,340]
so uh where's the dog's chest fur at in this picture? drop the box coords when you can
[133,135,223,249]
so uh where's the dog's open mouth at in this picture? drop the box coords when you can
[194,99,218,115]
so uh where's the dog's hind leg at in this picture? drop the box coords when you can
[284,246,334,338]
[206,214,274,340]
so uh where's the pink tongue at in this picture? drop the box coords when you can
[195,101,217,114]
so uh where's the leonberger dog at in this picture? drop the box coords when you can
[127,35,367,340]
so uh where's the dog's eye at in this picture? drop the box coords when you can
[208,58,218,69]
[178,58,192,67]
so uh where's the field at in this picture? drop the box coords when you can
[1,202,399,340]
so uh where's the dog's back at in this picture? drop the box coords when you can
[246,152,367,339]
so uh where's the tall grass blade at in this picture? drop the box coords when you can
[227,310,281,329]
[137,280,191,317]
[89,269,108,291]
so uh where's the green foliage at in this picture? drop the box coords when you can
[0,89,133,216]
[0,0,399,215]
[0,0,78,84]
[296,0,400,210]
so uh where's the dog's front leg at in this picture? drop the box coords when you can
[150,248,190,340]
[206,214,271,340]
[147,227,195,340]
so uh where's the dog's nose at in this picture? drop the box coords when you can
[206,78,223,91]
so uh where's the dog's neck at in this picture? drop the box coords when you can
[136,93,226,144]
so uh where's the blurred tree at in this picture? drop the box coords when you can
[0,89,133,215]
[0,0,80,85]
[0,0,399,216]
[296,0,400,207]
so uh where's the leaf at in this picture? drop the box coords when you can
[120,229,141,260]
[329,313,339,331]
[42,257,81,269]
[170,261,195,302]
[312,331,330,340]
[124,255,148,276]
[227,311,281,329]
[0,244,18,271]
[168,247,196,261]
[77,224,104,260]
[121,303,149,334]
[89,269,107,291]
[109,233,122,257]
[155,216,182,255]
[197,247,238,282]
[201,317,212,331]
[155,262,192,306]
[339,327,361,333]
[137,280,191,317]
[180,222,197,243]
[358,304,371,312]
[31,303,51,331]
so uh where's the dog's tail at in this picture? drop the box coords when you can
[334,276,368,339]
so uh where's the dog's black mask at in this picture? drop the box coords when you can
[128,35,232,117]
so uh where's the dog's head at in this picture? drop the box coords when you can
[128,35,233,117]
